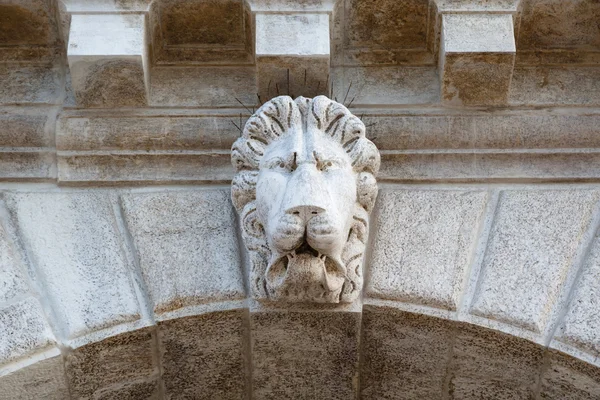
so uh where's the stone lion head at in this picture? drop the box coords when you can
[231,95,380,303]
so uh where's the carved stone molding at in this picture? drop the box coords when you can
[231,95,380,303]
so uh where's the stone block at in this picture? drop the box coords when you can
[251,311,360,400]
[360,306,454,400]
[0,355,69,400]
[150,0,253,65]
[0,108,56,148]
[555,229,600,358]
[331,66,439,105]
[470,189,600,333]
[0,151,56,180]
[434,0,520,12]
[0,298,55,365]
[256,13,330,99]
[368,189,488,310]
[0,0,60,46]
[5,192,141,339]
[57,153,233,184]
[539,350,600,399]
[0,64,63,105]
[67,14,148,107]
[64,327,157,400]
[0,218,29,304]
[150,66,256,107]
[56,115,240,151]
[440,14,515,106]
[159,310,248,399]
[447,322,544,399]
[510,67,600,107]
[518,0,600,51]
[120,190,245,315]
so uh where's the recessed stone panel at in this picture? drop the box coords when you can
[5,192,141,339]
[0,64,63,105]
[0,1,59,46]
[471,189,600,333]
[360,306,454,400]
[368,189,488,310]
[251,311,360,399]
[0,355,69,400]
[159,310,248,399]
[448,322,544,399]
[121,190,245,314]
[64,327,157,400]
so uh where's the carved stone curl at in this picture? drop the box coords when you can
[231,96,380,303]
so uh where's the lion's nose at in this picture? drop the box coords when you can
[286,205,325,222]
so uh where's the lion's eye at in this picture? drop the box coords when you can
[279,162,286,169]
[320,161,335,171]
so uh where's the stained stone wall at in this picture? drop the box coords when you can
[1,0,600,399]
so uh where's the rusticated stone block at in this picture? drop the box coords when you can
[447,322,545,399]
[159,310,248,399]
[0,355,69,400]
[5,192,141,339]
[539,350,600,399]
[368,189,488,310]
[251,311,360,399]
[360,306,454,400]
[0,298,55,365]
[440,14,515,106]
[0,218,29,304]
[471,190,600,333]
[121,190,245,315]
[555,228,600,358]
[67,14,148,107]
[64,327,158,400]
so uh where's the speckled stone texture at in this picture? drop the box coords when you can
[447,322,544,399]
[4,191,142,339]
[0,355,69,400]
[539,350,600,399]
[159,309,249,399]
[360,306,454,400]
[369,189,488,309]
[251,311,360,400]
[121,190,245,315]
[471,189,600,333]
[64,327,159,400]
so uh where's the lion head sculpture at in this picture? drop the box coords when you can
[231,95,380,303]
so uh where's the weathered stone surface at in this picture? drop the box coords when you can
[150,66,256,107]
[331,66,439,105]
[0,152,56,180]
[440,14,515,106]
[150,0,252,64]
[368,189,488,310]
[539,350,600,399]
[159,310,248,399]
[61,0,152,12]
[56,115,239,151]
[5,192,141,339]
[0,0,60,46]
[0,298,55,364]
[360,306,454,400]
[0,108,56,148]
[0,218,28,303]
[447,322,544,399]
[256,13,330,99]
[67,14,148,107]
[518,0,600,51]
[0,64,63,105]
[0,355,69,400]
[555,228,600,358]
[65,327,157,400]
[57,153,233,183]
[121,190,245,314]
[434,0,520,12]
[251,311,360,399]
[471,189,600,333]
[510,67,600,106]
